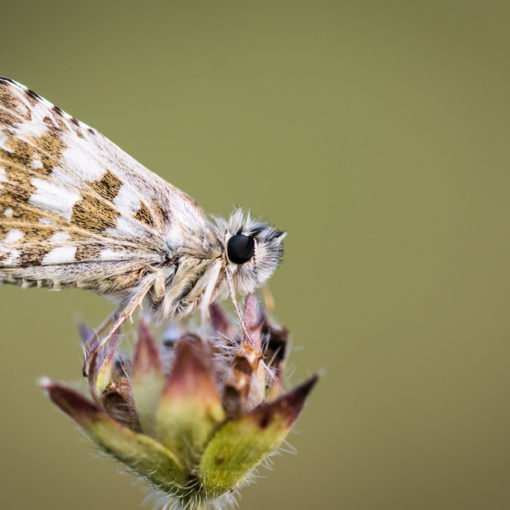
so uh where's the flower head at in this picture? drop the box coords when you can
[41,296,317,509]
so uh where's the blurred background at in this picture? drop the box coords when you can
[1,1,509,509]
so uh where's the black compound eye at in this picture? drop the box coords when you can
[227,234,255,264]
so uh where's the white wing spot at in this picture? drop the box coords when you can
[4,208,13,217]
[38,217,54,226]
[5,229,23,243]
[51,165,81,188]
[49,231,70,243]
[3,249,19,265]
[100,248,126,261]
[15,101,51,138]
[42,246,77,265]
[114,183,140,215]
[106,216,146,240]
[62,134,106,182]
[31,155,43,169]
[29,178,81,221]
[0,131,10,152]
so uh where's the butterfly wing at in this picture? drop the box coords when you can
[0,77,206,292]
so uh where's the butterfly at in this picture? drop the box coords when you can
[0,77,286,348]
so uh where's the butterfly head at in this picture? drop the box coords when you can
[214,209,286,295]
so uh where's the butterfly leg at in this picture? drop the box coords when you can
[224,266,253,344]
[199,259,222,337]
[100,273,160,346]
[94,309,118,337]
[83,272,160,374]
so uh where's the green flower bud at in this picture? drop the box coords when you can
[41,297,317,509]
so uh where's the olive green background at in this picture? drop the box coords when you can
[1,1,509,509]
